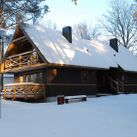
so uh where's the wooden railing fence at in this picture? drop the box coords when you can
[3,83,45,100]
[4,51,39,70]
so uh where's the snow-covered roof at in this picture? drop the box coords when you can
[22,24,118,69]
[92,40,137,72]
[11,23,136,72]
[116,46,137,72]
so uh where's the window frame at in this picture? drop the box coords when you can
[81,70,89,82]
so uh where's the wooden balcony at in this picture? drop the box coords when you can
[3,82,46,101]
[3,50,40,71]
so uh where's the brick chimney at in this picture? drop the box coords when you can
[62,26,72,43]
[110,38,118,52]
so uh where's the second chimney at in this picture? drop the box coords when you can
[62,26,72,43]
[110,38,118,52]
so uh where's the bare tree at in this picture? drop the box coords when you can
[0,0,49,29]
[73,23,101,40]
[45,19,58,30]
[101,0,137,50]
[72,0,77,5]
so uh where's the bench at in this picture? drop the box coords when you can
[64,95,87,103]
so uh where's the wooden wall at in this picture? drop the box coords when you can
[13,67,137,96]
[14,67,98,97]
[122,72,137,92]
[45,68,97,96]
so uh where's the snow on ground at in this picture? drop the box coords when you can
[0,94,137,137]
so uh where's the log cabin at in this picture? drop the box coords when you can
[1,23,137,100]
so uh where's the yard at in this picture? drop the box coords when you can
[0,94,137,137]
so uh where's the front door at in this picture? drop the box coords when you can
[97,70,111,93]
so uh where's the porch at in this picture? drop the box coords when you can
[2,50,45,73]
[3,82,46,100]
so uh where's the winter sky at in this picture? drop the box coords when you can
[41,0,134,30]
[41,0,108,29]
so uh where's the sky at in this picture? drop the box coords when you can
[41,0,109,29]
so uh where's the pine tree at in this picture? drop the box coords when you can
[0,0,49,28]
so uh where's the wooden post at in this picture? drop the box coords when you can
[0,36,4,92]
[13,86,16,100]
[10,59,12,69]
[25,86,28,100]
[116,83,118,92]
[110,79,112,91]
[34,85,38,101]
[36,53,39,63]
[122,82,124,92]
[30,54,32,65]
[19,56,22,67]
[42,84,46,99]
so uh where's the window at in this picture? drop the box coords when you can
[20,76,24,83]
[122,74,127,82]
[19,72,43,83]
[81,70,89,82]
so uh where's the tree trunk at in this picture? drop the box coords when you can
[0,41,3,92]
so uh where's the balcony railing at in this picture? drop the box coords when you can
[108,76,124,93]
[3,82,46,100]
[4,50,40,70]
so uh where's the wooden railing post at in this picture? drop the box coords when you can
[116,81,119,92]
[122,82,124,92]
[30,54,32,65]
[13,85,16,100]
[19,56,22,67]
[42,84,46,99]
[34,85,38,101]
[25,86,28,100]
[110,79,113,91]
[36,53,39,63]
[108,76,119,93]
[10,59,12,69]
